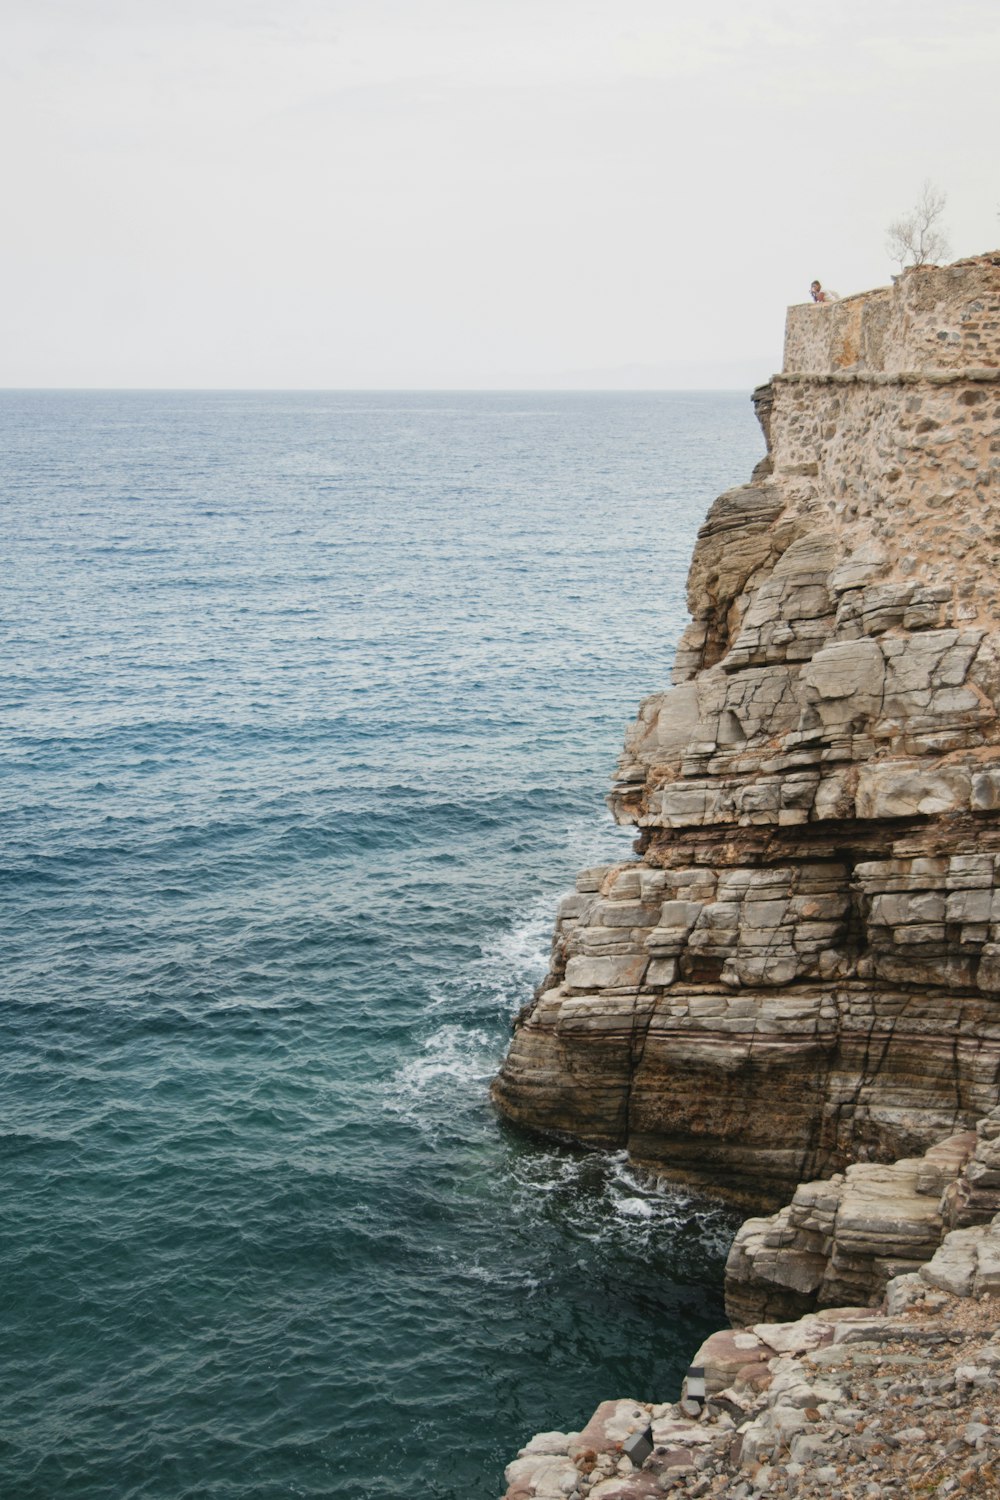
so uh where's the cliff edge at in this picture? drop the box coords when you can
[492,253,1000,1204]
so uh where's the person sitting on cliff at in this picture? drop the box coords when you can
[810,280,840,303]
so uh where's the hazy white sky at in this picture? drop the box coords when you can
[3,0,997,388]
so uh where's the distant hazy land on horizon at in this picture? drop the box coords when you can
[2,390,762,1500]
[7,370,771,392]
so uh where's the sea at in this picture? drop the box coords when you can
[1,390,764,1500]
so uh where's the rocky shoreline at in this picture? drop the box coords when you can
[502,1256,1000,1498]
[499,1110,1000,1500]
[495,255,1000,1497]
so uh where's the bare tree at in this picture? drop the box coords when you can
[886,181,951,271]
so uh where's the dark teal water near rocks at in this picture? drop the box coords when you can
[2,391,762,1500]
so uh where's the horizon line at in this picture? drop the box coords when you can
[0,383,770,395]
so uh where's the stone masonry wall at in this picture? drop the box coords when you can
[782,258,1000,375]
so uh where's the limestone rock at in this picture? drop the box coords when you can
[493,254,1000,1200]
[942,1105,1000,1227]
[498,255,1000,1500]
[570,1400,652,1460]
[501,1148,1000,1499]
[724,1128,978,1324]
[687,1328,776,1394]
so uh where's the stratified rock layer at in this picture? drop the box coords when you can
[493,255,1000,1200]
[724,1103,1000,1327]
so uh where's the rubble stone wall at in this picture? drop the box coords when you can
[782,259,1000,375]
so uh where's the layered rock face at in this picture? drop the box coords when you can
[725,1103,1000,1327]
[493,255,1000,1202]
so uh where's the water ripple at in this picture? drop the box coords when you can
[0,390,760,1500]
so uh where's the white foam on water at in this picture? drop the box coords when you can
[422,811,633,1025]
[384,1022,497,1125]
[488,901,552,974]
[450,1256,541,1294]
[425,893,554,1019]
[502,1142,740,1259]
[615,1197,654,1219]
[389,833,742,1272]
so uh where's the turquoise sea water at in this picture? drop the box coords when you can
[2,391,763,1499]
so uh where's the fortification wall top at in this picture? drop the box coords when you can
[782,255,1000,378]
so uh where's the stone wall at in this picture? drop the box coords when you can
[782,258,1000,375]
[492,253,1000,1202]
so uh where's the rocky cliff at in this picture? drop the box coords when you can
[492,254,1000,1206]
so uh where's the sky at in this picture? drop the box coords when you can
[2,0,997,389]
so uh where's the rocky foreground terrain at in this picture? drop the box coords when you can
[495,256,1000,1497]
[501,1107,1000,1499]
[502,1270,1000,1499]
